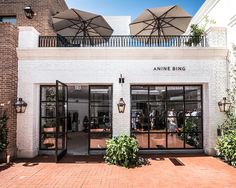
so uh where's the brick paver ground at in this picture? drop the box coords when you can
[0,154,236,188]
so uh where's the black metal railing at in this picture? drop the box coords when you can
[39,35,206,48]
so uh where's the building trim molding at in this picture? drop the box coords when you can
[17,47,228,61]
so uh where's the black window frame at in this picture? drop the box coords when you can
[130,85,203,150]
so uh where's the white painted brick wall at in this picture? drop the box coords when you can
[17,57,227,157]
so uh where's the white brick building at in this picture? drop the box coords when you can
[16,16,228,160]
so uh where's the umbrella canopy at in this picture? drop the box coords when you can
[52,9,113,46]
[130,5,192,37]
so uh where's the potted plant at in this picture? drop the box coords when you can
[186,16,216,47]
[0,107,9,163]
[185,24,205,47]
[43,119,56,132]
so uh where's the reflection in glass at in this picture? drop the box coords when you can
[185,132,202,148]
[90,133,111,149]
[150,134,166,148]
[131,85,202,150]
[185,86,201,101]
[149,86,165,101]
[167,133,184,148]
[167,86,184,101]
[131,86,148,101]
[41,102,56,117]
[149,102,166,131]
[185,102,201,116]
[41,86,56,101]
[132,134,148,148]
[89,86,112,149]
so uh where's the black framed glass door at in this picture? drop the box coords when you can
[89,86,112,150]
[55,80,68,162]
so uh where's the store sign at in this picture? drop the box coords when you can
[153,66,186,71]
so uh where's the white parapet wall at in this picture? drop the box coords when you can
[16,26,228,158]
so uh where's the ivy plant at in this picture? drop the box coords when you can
[216,53,236,167]
[0,111,8,152]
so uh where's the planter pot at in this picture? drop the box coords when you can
[44,127,56,132]
[0,151,7,164]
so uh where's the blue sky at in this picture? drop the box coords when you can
[65,0,205,20]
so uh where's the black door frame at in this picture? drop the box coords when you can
[55,80,68,162]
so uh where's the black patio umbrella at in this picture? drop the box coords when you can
[52,9,113,46]
[129,5,192,43]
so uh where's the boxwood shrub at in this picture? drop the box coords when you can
[104,134,145,168]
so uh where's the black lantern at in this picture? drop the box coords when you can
[117,98,126,113]
[24,6,34,19]
[14,98,27,113]
[218,97,231,112]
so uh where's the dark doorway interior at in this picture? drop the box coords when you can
[67,85,89,155]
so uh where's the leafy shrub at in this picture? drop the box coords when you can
[0,111,8,152]
[216,130,236,167]
[104,134,144,168]
[185,24,205,46]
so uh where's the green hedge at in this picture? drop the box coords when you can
[216,130,236,167]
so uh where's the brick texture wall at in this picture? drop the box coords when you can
[0,0,68,35]
[0,23,18,158]
[0,0,68,158]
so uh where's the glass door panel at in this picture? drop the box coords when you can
[89,86,112,150]
[55,80,68,162]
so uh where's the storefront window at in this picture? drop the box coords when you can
[89,86,112,149]
[131,85,203,149]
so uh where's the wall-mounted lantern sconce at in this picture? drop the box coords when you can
[119,74,125,84]
[218,97,231,112]
[24,6,34,19]
[117,98,126,113]
[14,98,27,113]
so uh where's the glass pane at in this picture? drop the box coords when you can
[90,133,111,149]
[90,117,111,133]
[185,132,203,148]
[41,118,56,133]
[167,133,184,148]
[57,133,64,150]
[131,86,148,101]
[41,102,56,117]
[89,86,112,149]
[149,86,166,101]
[41,134,56,149]
[57,102,66,117]
[167,102,184,131]
[58,85,66,101]
[90,86,112,101]
[90,106,112,117]
[131,102,149,131]
[167,86,184,101]
[185,86,201,101]
[184,117,202,133]
[149,102,166,131]
[150,134,166,149]
[41,86,56,101]
[185,102,201,116]
[133,133,148,148]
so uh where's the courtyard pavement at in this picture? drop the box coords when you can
[0,154,236,188]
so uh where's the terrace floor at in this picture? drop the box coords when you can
[0,154,236,188]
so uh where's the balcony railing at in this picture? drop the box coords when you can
[39,35,206,48]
